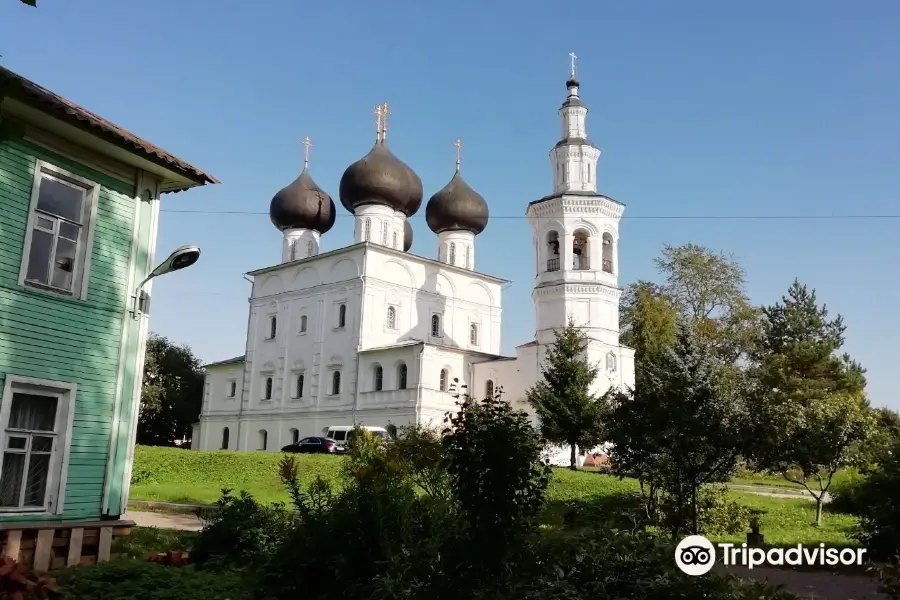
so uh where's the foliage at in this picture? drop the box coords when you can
[385,424,452,501]
[745,280,873,525]
[53,560,248,600]
[138,333,205,446]
[878,562,900,600]
[850,440,900,560]
[620,280,678,363]
[190,488,294,570]
[606,326,746,537]
[853,406,900,471]
[112,527,195,560]
[657,485,752,536]
[147,550,191,567]
[0,557,58,599]
[526,317,606,469]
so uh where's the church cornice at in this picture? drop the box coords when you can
[527,193,625,220]
[532,282,622,300]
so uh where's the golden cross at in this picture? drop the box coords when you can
[372,104,384,142]
[302,136,312,169]
[380,102,390,141]
[569,52,577,78]
[454,138,462,171]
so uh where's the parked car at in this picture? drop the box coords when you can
[325,425,390,447]
[281,437,346,454]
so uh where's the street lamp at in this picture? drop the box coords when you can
[130,245,201,320]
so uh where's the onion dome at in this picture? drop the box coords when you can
[269,168,336,233]
[339,142,423,216]
[425,170,489,235]
[403,219,413,252]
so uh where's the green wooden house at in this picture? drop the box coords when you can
[0,65,216,567]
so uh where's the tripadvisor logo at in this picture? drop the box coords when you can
[675,535,867,576]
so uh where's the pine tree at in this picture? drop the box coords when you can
[525,317,604,470]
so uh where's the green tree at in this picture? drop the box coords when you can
[138,333,205,446]
[854,407,900,471]
[525,317,605,470]
[606,325,746,537]
[746,280,873,525]
[620,280,678,365]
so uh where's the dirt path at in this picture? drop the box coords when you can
[123,510,203,532]
[724,565,887,599]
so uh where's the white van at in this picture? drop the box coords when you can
[325,425,389,445]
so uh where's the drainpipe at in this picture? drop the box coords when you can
[352,246,368,425]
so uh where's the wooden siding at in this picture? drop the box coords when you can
[0,138,136,522]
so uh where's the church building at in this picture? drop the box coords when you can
[191,64,636,454]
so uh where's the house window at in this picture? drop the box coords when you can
[268,316,277,339]
[331,371,341,395]
[295,374,304,398]
[439,369,448,392]
[386,306,396,329]
[398,364,408,390]
[430,314,441,337]
[299,315,308,333]
[258,430,267,451]
[363,218,372,241]
[338,304,347,328]
[290,428,299,444]
[485,379,494,398]
[20,162,99,299]
[374,365,383,391]
[470,323,479,346]
[264,377,273,400]
[227,381,236,398]
[221,427,229,450]
[0,376,75,513]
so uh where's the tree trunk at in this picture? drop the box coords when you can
[691,484,699,535]
[814,495,824,526]
[569,443,577,470]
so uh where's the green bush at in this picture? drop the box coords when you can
[54,560,248,599]
[851,443,900,560]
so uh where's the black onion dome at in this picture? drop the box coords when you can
[566,76,579,88]
[403,219,413,252]
[339,142,424,216]
[269,169,337,233]
[425,171,489,235]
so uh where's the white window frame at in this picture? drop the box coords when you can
[430,313,443,339]
[265,314,277,341]
[386,306,397,330]
[226,379,237,398]
[469,322,480,347]
[0,375,76,515]
[19,161,100,300]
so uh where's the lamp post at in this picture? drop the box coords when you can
[131,245,201,320]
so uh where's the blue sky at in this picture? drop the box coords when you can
[2,1,899,409]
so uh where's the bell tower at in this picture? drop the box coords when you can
[527,54,634,393]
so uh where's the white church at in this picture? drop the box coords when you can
[191,64,636,453]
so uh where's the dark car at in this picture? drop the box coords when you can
[281,437,345,454]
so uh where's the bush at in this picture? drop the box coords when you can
[828,470,870,515]
[54,560,247,599]
[656,485,751,537]
[851,443,900,560]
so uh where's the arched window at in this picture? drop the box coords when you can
[466,246,471,269]
[228,381,236,397]
[299,315,308,333]
[572,229,590,270]
[439,369,448,392]
[430,314,441,337]
[381,221,388,245]
[296,373,304,398]
[264,377,273,400]
[338,304,347,328]
[392,230,398,248]
[386,306,396,329]
[374,365,383,391]
[448,243,456,265]
[269,315,277,339]
[331,371,341,395]
[485,379,494,399]
[398,363,408,390]
[307,240,315,256]
[363,218,372,241]
[546,231,560,272]
[602,232,614,273]
[221,427,229,450]
[258,429,268,451]
[290,428,299,444]
[289,240,297,261]
[469,323,479,346]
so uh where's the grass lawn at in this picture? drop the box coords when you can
[129,446,858,546]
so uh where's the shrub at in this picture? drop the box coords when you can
[851,442,900,560]
[656,485,751,537]
[828,470,870,515]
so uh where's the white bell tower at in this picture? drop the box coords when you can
[527,54,635,394]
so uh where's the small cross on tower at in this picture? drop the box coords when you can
[302,136,312,169]
[569,52,578,79]
[454,138,462,172]
[372,104,384,142]
[380,102,390,141]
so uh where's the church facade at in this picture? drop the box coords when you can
[191,69,635,456]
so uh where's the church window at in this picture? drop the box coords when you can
[430,314,441,337]
[264,377,273,400]
[296,374,304,398]
[308,240,315,256]
[606,351,617,374]
[290,428,299,444]
[268,316,277,339]
[546,231,560,272]
[299,315,308,333]
[466,246,471,269]
[381,221,388,245]
[331,371,341,395]
[602,233,614,274]
[469,323,479,346]
[258,429,267,451]
[572,229,590,271]
[439,369,448,392]
[228,381,236,398]
[221,427,229,450]
[374,365,383,391]
[398,363,408,390]
[485,379,495,399]
[338,304,347,328]
[289,240,297,261]
[386,306,397,329]
[448,243,456,265]
[392,230,398,248]
[364,218,372,241]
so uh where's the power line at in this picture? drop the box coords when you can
[159,209,900,221]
